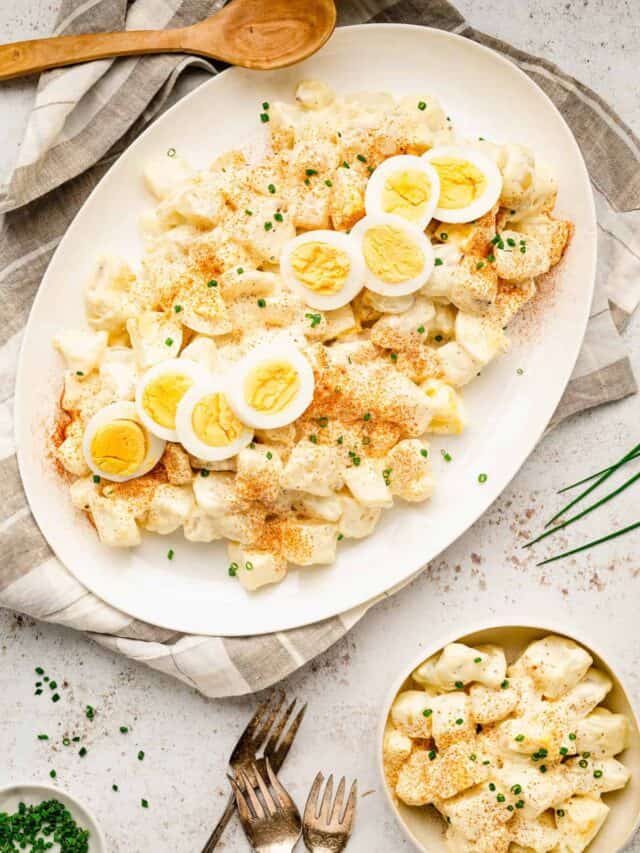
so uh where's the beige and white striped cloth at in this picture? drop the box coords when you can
[1,0,638,698]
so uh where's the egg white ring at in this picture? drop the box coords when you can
[350,213,435,297]
[422,145,503,224]
[175,379,254,462]
[226,342,315,430]
[82,401,166,483]
[365,154,441,231]
[280,230,365,311]
[135,358,209,442]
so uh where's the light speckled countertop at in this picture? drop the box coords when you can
[1,2,640,850]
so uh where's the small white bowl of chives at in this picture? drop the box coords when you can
[0,783,106,852]
[378,622,640,853]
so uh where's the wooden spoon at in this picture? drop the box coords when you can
[0,0,336,81]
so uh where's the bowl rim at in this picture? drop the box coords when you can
[376,619,640,853]
[0,782,107,852]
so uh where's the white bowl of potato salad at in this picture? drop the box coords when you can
[380,625,640,852]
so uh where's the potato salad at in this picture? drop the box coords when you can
[383,635,631,852]
[52,79,572,591]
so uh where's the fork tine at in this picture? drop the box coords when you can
[231,693,275,760]
[239,768,265,820]
[319,774,334,824]
[251,761,278,817]
[265,758,297,812]
[271,702,308,771]
[303,771,324,823]
[341,780,358,831]
[330,776,347,824]
[228,775,253,824]
[264,698,296,758]
[251,689,286,752]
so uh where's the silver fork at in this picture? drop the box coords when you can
[302,772,358,852]
[230,759,302,852]
[201,691,307,852]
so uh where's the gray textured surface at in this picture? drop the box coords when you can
[1,2,640,851]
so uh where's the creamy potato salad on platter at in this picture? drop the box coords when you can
[383,635,632,852]
[51,79,572,592]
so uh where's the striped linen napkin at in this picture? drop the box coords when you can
[1,0,638,698]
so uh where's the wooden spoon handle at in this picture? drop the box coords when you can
[0,28,189,81]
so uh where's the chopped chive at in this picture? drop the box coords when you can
[342,161,350,169]
[516,800,525,809]
[79,747,87,757]
[363,413,371,422]
[37,734,49,741]
[174,304,182,313]
[75,370,84,376]
[141,799,149,809]
[92,475,101,484]
[200,469,210,477]
[167,148,176,158]
[434,257,443,266]
[497,793,506,802]
[417,101,426,111]
[262,101,269,110]
[268,184,276,194]
[569,733,577,740]
[85,705,95,720]
[507,237,516,247]
[440,232,448,241]
[417,325,425,333]
[245,209,253,215]
[35,667,45,675]
[264,221,273,231]
[164,337,173,347]
[455,718,464,725]
[478,473,488,484]
[305,168,318,176]
[420,449,428,458]
[489,783,496,791]
[266,451,273,460]
[308,434,318,444]
[228,563,238,577]
[557,809,565,817]
[476,261,485,270]
[422,708,432,718]
[167,549,174,561]
[455,681,464,689]
[515,735,525,742]
[52,694,60,703]
[120,726,129,734]
[63,738,71,746]
[274,212,283,222]
[49,681,57,690]
[474,657,482,663]
[501,679,509,689]
[428,750,437,761]
[260,113,269,123]
[324,179,333,187]
[237,268,244,274]
[579,759,588,768]
[138,751,145,761]
[207,279,218,287]
[517,367,524,375]
[441,450,452,462]
[50,770,56,779]
[257,298,267,308]
[594,769,603,778]
[337,533,344,541]
[356,154,367,163]
[112,784,119,792]
[487,253,496,263]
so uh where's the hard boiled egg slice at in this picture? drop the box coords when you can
[227,342,315,429]
[135,358,207,441]
[423,145,502,223]
[280,230,365,310]
[176,380,254,462]
[365,154,440,230]
[83,401,165,483]
[350,213,434,297]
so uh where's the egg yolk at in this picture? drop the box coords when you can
[90,419,146,476]
[290,242,351,294]
[142,373,193,428]
[245,360,300,414]
[382,169,432,222]
[192,393,244,447]
[430,157,487,210]
[362,225,425,284]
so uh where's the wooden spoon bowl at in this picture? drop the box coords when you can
[0,0,337,81]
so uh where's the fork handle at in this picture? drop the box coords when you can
[200,792,237,852]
